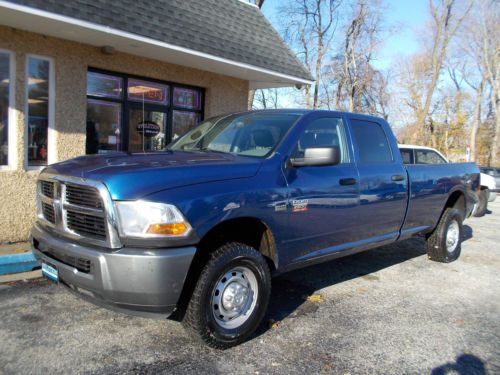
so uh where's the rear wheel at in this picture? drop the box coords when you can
[473,188,489,217]
[182,242,271,349]
[426,207,463,263]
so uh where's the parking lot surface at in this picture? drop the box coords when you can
[1,202,500,375]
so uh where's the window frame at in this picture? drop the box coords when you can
[86,68,205,153]
[25,54,55,170]
[0,49,15,171]
[350,119,394,164]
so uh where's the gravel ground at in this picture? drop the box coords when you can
[1,202,499,375]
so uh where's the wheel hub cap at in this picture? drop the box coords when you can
[446,220,459,253]
[222,281,249,311]
[211,266,258,329]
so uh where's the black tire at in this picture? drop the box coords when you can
[473,188,489,217]
[426,207,463,263]
[182,242,271,349]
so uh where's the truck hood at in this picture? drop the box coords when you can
[43,151,262,200]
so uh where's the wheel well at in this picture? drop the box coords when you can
[170,217,277,321]
[197,217,278,270]
[444,190,465,218]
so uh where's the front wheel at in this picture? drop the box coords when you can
[182,242,271,349]
[426,207,463,263]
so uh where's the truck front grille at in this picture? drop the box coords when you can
[36,176,121,248]
[41,202,56,224]
[65,184,103,209]
[38,244,92,273]
[40,180,54,198]
[66,210,107,239]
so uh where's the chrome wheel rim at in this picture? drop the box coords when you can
[446,220,460,253]
[211,266,258,329]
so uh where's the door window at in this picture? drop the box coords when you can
[351,120,392,163]
[86,99,122,154]
[415,150,447,164]
[294,117,349,163]
[400,148,413,164]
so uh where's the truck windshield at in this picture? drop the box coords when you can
[168,112,301,157]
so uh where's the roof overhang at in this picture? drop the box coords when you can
[0,1,314,90]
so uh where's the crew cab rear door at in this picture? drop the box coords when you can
[348,115,408,243]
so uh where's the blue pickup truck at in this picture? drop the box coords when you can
[32,110,480,348]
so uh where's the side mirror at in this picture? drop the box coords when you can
[290,146,341,167]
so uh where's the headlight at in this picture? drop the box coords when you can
[115,201,191,237]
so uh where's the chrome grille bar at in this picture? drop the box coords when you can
[36,174,122,249]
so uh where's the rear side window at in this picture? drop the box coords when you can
[351,119,392,163]
[415,150,447,164]
[400,148,413,164]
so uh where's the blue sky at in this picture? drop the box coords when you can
[261,0,429,71]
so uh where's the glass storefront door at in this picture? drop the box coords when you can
[128,109,167,152]
[86,70,204,155]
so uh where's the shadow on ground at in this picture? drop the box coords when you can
[431,354,486,375]
[257,237,428,335]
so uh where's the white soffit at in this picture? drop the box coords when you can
[0,1,314,89]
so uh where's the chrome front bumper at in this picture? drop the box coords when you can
[31,222,196,318]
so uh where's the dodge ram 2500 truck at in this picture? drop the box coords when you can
[32,110,480,348]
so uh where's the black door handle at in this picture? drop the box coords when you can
[391,174,405,181]
[339,178,357,186]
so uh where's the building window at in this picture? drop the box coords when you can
[86,69,204,154]
[0,50,13,167]
[27,55,53,167]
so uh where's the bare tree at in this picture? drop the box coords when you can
[322,0,386,114]
[253,89,280,109]
[280,0,342,108]
[475,0,500,165]
[411,0,472,144]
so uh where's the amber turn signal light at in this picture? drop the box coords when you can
[146,222,188,235]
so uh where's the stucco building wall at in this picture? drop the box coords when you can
[0,26,249,243]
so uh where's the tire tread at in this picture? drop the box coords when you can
[426,207,462,263]
[182,242,271,349]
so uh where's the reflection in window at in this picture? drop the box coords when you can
[172,111,201,140]
[87,72,122,99]
[173,87,200,110]
[0,52,10,166]
[86,99,122,154]
[27,56,51,166]
[295,117,348,162]
[128,79,169,105]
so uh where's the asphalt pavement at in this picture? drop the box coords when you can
[1,202,499,374]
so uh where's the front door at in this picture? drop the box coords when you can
[128,109,168,152]
[283,115,360,264]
